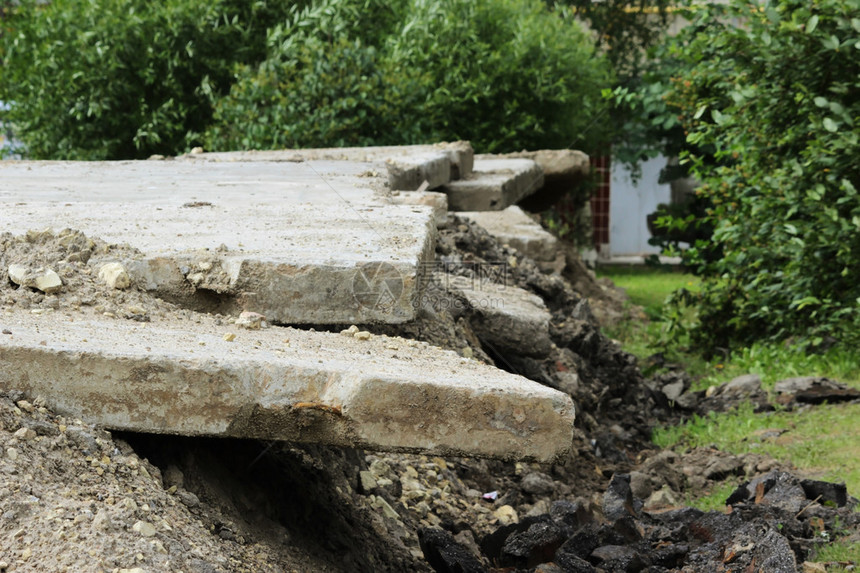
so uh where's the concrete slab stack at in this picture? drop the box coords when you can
[439,158,544,211]
[458,206,560,267]
[0,145,580,461]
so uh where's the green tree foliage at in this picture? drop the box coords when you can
[1,0,611,158]
[559,0,673,82]
[205,0,612,153]
[0,0,294,159]
[653,0,860,351]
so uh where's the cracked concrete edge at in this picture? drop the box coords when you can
[121,218,437,325]
[458,206,560,263]
[436,272,554,358]
[0,311,575,462]
[389,191,449,228]
[179,142,475,191]
[441,158,545,211]
[475,149,589,180]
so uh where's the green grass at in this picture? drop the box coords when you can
[686,480,740,512]
[598,265,860,512]
[596,265,698,320]
[812,536,860,571]
[693,342,860,392]
[652,402,860,495]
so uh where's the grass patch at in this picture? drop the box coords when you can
[652,402,860,496]
[694,342,860,391]
[598,265,860,506]
[686,480,739,512]
[811,536,860,570]
[596,265,698,320]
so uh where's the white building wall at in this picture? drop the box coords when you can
[609,155,672,257]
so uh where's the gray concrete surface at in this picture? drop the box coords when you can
[0,309,575,462]
[459,206,560,264]
[183,142,475,191]
[437,273,553,358]
[0,160,437,324]
[389,190,449,228]
[440,158,544,211]
[487,149,590,213]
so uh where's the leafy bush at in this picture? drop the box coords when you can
[205,0,612,153]
[204,1,417,150]
[651,0,860,350]
[0,0,293,159]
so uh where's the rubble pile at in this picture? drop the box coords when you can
[1,145,857,572]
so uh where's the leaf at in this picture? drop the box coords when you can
[792,296,822,310]
[807,14,819,33]
[823,117,839,132]
[822,35,841,50]
[813,96,828,108]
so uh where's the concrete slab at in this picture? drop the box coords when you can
[390,190,449,228]
[183,141,475,191]
[437,273,553,358]
[440,158,544,211]
[0,160,437,324]
[459,206,560,264]
[0,309,575,462]
[483,149,590,213]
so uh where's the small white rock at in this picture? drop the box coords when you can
[8,264,63,294]
[13,427,36,441]
[340,325,360,336]
[92,509,114,531]
[493,505,518,525]
[371,495,400,520]
[353,331,372,341]
[98,262,131,289]
[132,520,157,537]
[187,272,205,286]
[236,311,266,330]
[5,448,18,462]
[16,400,35,413]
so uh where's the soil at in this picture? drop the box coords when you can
[0,222,857,572]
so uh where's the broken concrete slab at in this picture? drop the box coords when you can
[440,158,544,211]
[483,150,590,213]
[390,190,449,228]
[0,160,436,325]
[458,206,560,265]
[182,141,475,191]
[436,272,553,358]
[0,309,575,462]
